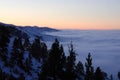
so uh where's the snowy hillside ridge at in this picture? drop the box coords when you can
[0,22,58,32]
[0,22,59,41]
[17,26,59,37]
[18,26,58,32]
[17,26,59,41]
[0,22,28,39]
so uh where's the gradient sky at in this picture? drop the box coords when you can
[0,0,120,29]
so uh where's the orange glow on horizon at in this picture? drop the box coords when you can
[1,19,120,30]
[0,0,120,30]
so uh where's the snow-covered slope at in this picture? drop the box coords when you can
[17,26,59,41]
[17,26,58,37]
[0,22,60,80]
[0,22,59,41]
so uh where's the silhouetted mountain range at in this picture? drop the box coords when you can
[0,22,59,41]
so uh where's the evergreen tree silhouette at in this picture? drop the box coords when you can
[0,25,10,53]
[16,37,24,68]
[47,38,61,79]
[40,44,66,80]
[85,53,94,80]
[40,42,48,61]
[10,38,18,67]
[24,53,32,73]
[59,45,66,80]
[110,74,113,80]
[23,37,31,51]
[65,43,76,80]
[39,59,48,80]
[10,37,24,68]
[30,37,41,60]
[94,67,105,80]
[76,61,84,80]
[39,43,48,80]
[118,72,120,80]
[0,25,10,66]
[41,39,66,80]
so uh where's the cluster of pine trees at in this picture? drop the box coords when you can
[0,26,120,80]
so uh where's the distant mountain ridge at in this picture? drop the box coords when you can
[0,22,58,31]
[0,22,59,41]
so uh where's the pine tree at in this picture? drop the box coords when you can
[10,37,24,68]
[40,42,48,61]
[85,53,94,80]
[57,45,66,79]
[65,43,76,80]
[118,72,120,80]
[0,25,10,53]
[47,38,61,79]
[10,38,18,67]
[110,74,113,80]
[76,61,84,80]
[0,25,10,66]
[39,60,48,80]
[41,39,66,80]
[23,37,31,51]
[38,43,48,80]
[24,53,32,73]
[40,43,66,80]
[30,37,41,60]
[94,67,105,80]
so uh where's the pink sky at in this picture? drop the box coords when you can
[0,0,120,30]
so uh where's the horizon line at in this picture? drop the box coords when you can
[1,21,120,30]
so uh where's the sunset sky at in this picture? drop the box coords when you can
[0,0,120,30]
